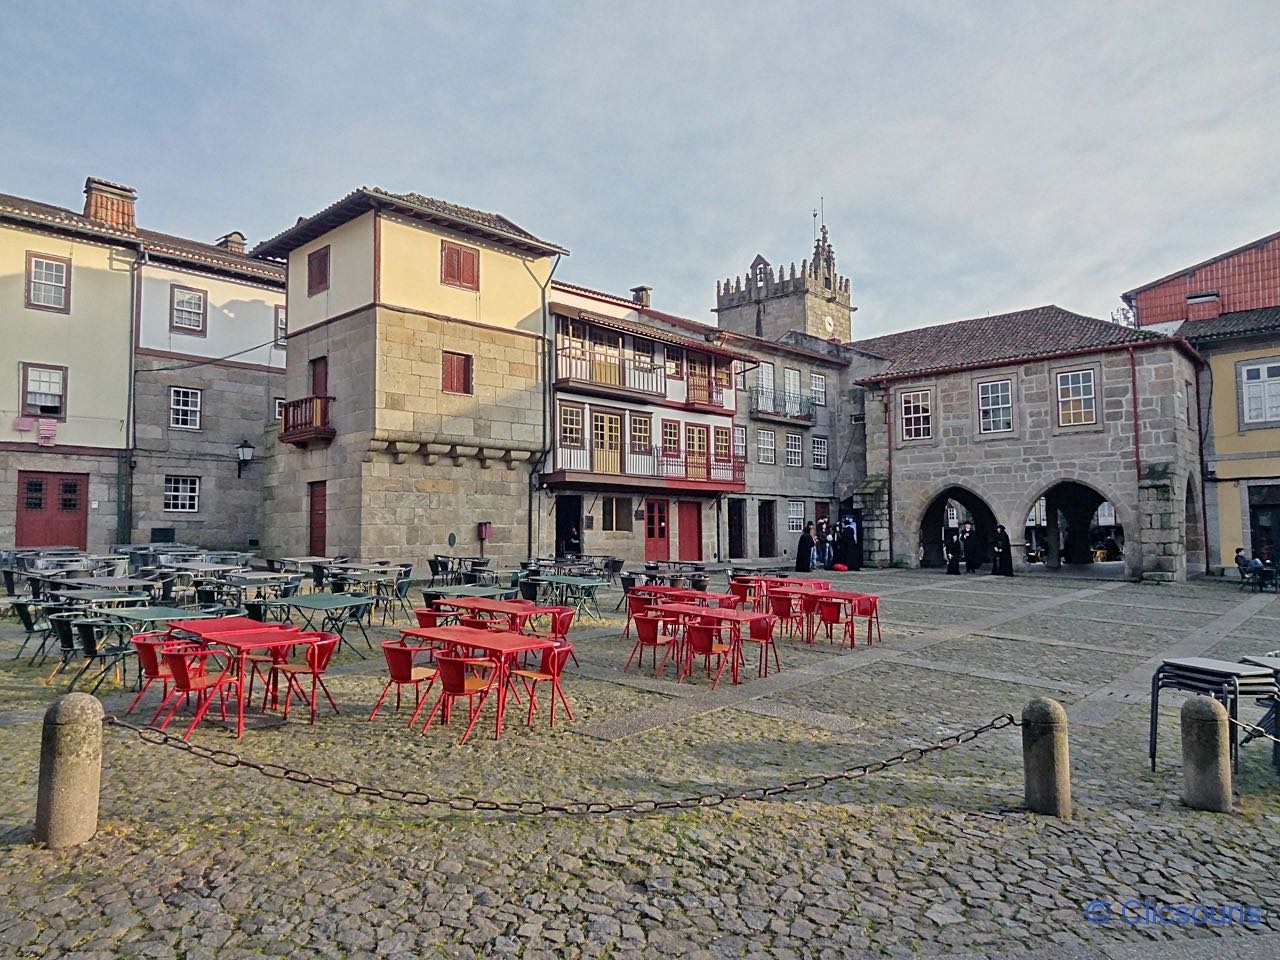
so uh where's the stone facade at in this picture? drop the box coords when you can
[131,357,284,549]
[860,343,1203,581]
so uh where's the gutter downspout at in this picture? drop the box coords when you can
[1194,364,1210,575]
[885,392,894,566]
[528,253,562,560]
[119,246,145,546]
[1128,347,1143,578]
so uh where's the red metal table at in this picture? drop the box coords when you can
[410,625,555,738]
[181,623,306,737]
[653,602,774,684]
[816,591,882,645]
[435,598,559,633]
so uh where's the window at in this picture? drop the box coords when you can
[661,420,681,454]
[169,285,207,335]
[275,305,287,347]
[811,372,827,406]
[665,346,684,379]
[757,429,775,464]
[169,387,202,430]
[714,427,731,461]
[1057,370,1096,426]
[559,405,583,447]
[1185,380,1193,426]
[733,425,746,459]
[900,390,931,440]
[163,476,200,513]
[26,254,70,312]
[713,360,731,388]
[1241,363,1280,424]
[274,397,285,421]
[307,246,330,296]
[812,436,828,469]
[21,364,66,419]
[442,351,473,394]
[630,415,651,452]
[734,361,747,391]
[633,340,655,369]
[787,500,805,533]
[785,433,802,467]
[602,496,634,533]
[978,379,1013,433]
[441,240,480,291]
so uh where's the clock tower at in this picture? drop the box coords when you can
[713,225,854,342]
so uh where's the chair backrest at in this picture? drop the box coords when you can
[395,578,411,600]
[549,606,575,640]
[132,633,172,678]
[634,614,665,644]
[817,598,844,624]
[537,644,572,677]
[717,595,743,609]
[398,562,414,580]
[686,623,720,655]
[850,595,877,617]
[281,576,303,599]
[729,581,752,602]
[49,612,78,650]
[626,593,650,618]
[331,576,349,594]
[459,615,493,631]
[72,618,103,657]
[768,594,795,618]
[800,592,825,616]
[302,632,340,672]
[414,608,442,628]
[435,655,492,694]
[381,639,431,682]
[519,580,540,602]
[161,648,214,691]
[748,614,778,641]
[14,601,39,633]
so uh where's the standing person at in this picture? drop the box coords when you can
[990,524,1014,576]
[820,519,836,569]
[796,522,815,573]
[564,526,582,557]
[960,521,981,574]
[849,518,863,571]
[813,519,828,569]
[836,518,856,571]
[945,536,962,575]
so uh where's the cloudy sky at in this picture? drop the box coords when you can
[3,1,1278,337]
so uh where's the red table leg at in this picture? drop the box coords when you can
[236,650,248,737]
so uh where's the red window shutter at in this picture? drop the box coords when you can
[460,247,478,289]
[442,244,461,286]
[442,352,471,393]
[308,247,329,296]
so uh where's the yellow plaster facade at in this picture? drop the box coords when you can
[286,212,375,334]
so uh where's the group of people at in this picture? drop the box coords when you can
[795,517,863,572]
[944,521,1014,576]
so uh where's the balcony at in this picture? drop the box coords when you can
[748,387,816,424]
[555,349,666,400]
[684,377,727,410]
[550,444,745,490]
[279,396,335,446]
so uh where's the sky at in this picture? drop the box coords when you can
[2,1,1279,338]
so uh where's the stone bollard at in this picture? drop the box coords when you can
[34,693,104,848]
[1022,697,1072,818]
[1180,696,1232,813]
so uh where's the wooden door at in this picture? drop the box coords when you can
[784,368,801,415]
[644,499,669,561]
[590,331,621,386]
[308,481,327,556]
[687,354,711,403]
[310,356,328,396]
[592,412,622,475]
[685,424,709,479]
[677,501,702,561]
[15,471,88,549]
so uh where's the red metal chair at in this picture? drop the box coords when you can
[728,580,756,611]
[414,608,454,628]
[849,595,883,645]
[512,645,575,728]
[156,647,240,741]
[742,614,781,677]
[798,591,826,644]
[680,623,732,688]
[268,632,341,723]
[460,614,505,632]
[716,594,744,610]
[817,599,852,647]
[420,655,499,744]
[622,592,651,638]
[125,632,182,720]
[625,612,677,678]
[768,593,803,639]
[369,639,439,726]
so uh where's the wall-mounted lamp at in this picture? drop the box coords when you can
[236,440,255,477]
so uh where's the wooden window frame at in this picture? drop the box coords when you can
[733,425,747,459]
[713,426,732,462]
[441,239,480,291]
[559,402,585,449]
[169,386,203,431]
[977,378,1014,434]
[168,284,209,337]
[1056,369,1096,427]
[441,351,474,395]
[665,346,685,380]
[757,429,776,464]
[163,475,201,513]
[25,252,71,314]
[307,245,330,297]
[602,496,634,533]
[810,371,827,406]
[20,362,68,421]
[812,435,829,469]
[787,500,805,533]
[661,418,682,454]
[629,413,652,453]
[900,389,932,441]
[785,432,803,467]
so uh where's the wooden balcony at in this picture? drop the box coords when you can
[684,377,727,410]
[279,396,335,447]
[549,444,745,491]
[555,349,666,400]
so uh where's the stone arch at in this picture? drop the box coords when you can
[1016,477,1137,578]
[1184,474,1206,575]
[915,483,999,568]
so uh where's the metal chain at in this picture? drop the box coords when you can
[1227,714,1280,746]
[102,713,1021,816]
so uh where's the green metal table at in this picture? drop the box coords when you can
[265,594,374,657]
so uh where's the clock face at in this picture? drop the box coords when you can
[823,315,835,334]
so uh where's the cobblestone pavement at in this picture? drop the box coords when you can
[1,570,1278,959]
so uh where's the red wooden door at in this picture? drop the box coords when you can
[308,481,327,556]
[310,356,328,396]
[644,499,669,561]
[677,501,702,561]
[16,471,89,549]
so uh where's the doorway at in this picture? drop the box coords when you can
[758,500,777,557]
[728,499,747,559]
[591,412,622,475]
[307,481,327,556]
[677,501,702,561]
[556,495,583,556]
[644,498,669,561]
[16,471,89,549]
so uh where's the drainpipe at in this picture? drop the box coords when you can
[528,253,562,560]
[1194,366,1210,575]
[118,246,146,546]
[715,494,723,561]
[885,392,894,566]
[1127,347,1143,485]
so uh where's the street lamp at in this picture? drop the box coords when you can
[236,440,255,478]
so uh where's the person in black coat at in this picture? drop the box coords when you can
[837,518,862,571]
[945,536,962,575]
[959,522,981,573]
[796,522,815,572]
[991,524,1014,576]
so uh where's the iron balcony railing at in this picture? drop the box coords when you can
[685,377,726,408]
[748,386,816,421]
[555,348,666,395]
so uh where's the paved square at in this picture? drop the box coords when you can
[1,570,1278,959]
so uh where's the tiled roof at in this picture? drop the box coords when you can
[1122,228,1280,299]
[549,301,756,364]
[369,188,545,244]
[851,305,1166,380]
[0,190,283,284]
[1176,307,1280,343]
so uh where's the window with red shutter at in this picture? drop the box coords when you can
[441,240,480,291]
[307,246,330,297]
[442,351,473,395]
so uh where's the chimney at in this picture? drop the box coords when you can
[1186,291,1221,322]
[630,285,652,308]
[215,231,247,255]
[83,177,137,232]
